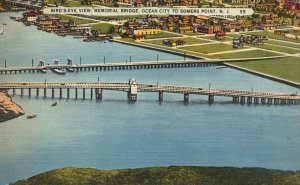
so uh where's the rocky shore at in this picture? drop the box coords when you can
[0,92,24,122]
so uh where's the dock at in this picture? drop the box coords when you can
[1,79,299,105]
[0,56,286,75]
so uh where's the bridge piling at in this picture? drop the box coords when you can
[261,97,266,104]
[208,95,214,104]
[83,88,85,100]
[52,88,54,98]
[28,88,31,97]
[13,88,15,96]
[128,79,137,101]
[267,98,273,104]
[158,91,163,102]
[240,96,245,104]
[247,97,252,104]
[36,88,39,97]
[254,97,259,104]
[90,88,93,100]
[232,96,239,103]
[44,88,46,98]
[95,88,102,100]
[21,88,24,97]
[75,88,78,99]
[67,88,70,99]
[184,93,189,102]
[59,88,62,99]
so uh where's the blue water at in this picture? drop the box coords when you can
[1,12,300,185]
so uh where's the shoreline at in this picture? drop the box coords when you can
[0,91,24,122]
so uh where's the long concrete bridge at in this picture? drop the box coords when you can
[0,56,286,75]
[1,79,299,105]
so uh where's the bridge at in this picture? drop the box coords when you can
[0,56,286,75]
[1,79,299,105]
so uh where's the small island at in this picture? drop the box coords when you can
[0,92,24,122]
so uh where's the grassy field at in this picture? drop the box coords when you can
[144,32,181,39]
[11,166,300,185]
[245,31,300,43]
[180,43,238,54]
[143,37,211,46]
[230,57,300,83]
[199,35,233,42]
[254,44,300,54]
[50,14,97,24]
[90,23,114,33]
[209,49,281,59]
[265,40,300,49]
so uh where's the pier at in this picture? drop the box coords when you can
[1,79,299,105]
[0,56,286,75]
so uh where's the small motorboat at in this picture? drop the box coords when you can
[27,113,37,119]
[66,67,75,72]
[52,102,57,106]
[52,68,66,75]
[40,68,47,73]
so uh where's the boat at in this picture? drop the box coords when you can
[52,102,57,106]
[52,68,66,75]
[40,68,47,73]
[66,67,75,72]
[27,113,37,119]
[215,66,227,69]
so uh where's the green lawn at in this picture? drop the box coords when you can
[209,49,281,59]
[245,31,300,43]
[255,44,300,54]
[144,32,181,39]
[265,40,300,49]
[199,35,233,42]
[143,37,211,46]
[231,57,300,83]
[180,43,237,54]
[49,14,97,24]
[11,166,300,185]
[90,23,114,33]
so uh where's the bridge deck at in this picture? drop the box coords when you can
[1,82,299,100]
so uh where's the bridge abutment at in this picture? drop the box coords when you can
[158,91,163,102]
[208,95,214,104]
[184,93,189,102]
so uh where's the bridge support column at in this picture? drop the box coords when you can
[184,93,189,102]
[36,88,39,97]
[59,88,62,99]
[158,91,163,101]
[83,88,85,100]
[75,88,78,99]
[95,88,102,100]
[90,88,93,100]
[240,96,245,104]
[247,97,252,104]
[287,99,293,105]
[232,96,239,103]
[208,95,214,104]
[44,88,46,98]
[254,97,259,104]
[52,88,55,98]
[128,79,137,101]
[261,97,266,104]
[267,98,273,104]
[13,89,15,96]
[28,88,31,97]
[67,88,70,99]
[294,99,299,105]
[274,98,280,105]
[280,99,286,105]
[21,88,24,97]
